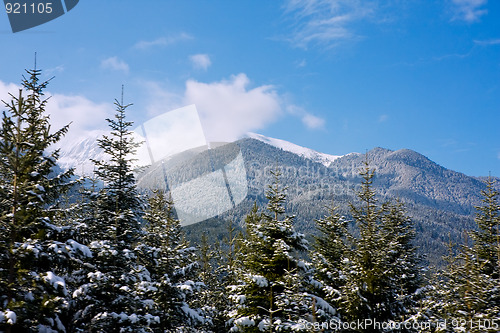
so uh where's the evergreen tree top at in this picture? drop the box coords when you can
[265,168,287,217]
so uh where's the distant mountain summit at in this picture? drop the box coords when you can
[245,132,343,167]
[57,131,108,176]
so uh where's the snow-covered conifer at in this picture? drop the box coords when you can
[71,96,154,332]
[136,190,202,332]
[228,169,335,332]
[0,66,85,332]
[340,162,422,331]
[423,177,500,332]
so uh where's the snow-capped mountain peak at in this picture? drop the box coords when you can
[58,131,345,176]
[246,132,342,167]
[56,130,109,176]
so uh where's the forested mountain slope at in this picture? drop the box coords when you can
[131,137,497,266]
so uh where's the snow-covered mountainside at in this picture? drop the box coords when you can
[58,132,345,175]
[246,132,342,167]
[57,131,109,176]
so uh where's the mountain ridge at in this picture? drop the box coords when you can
[58,132,498,266]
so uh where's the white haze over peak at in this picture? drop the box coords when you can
[246,132,342,167]
[141,74,323,142]
[183,73,282,142]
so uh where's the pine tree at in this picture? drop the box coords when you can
[136,190,202,332]
[71,95,154,332]
[470,178,500,279]
[194,231,228,332]
[381,200,422,321]
[0,66,86,332]
[424,177,500,332]
[228,169,334,332]
[340,162,421,331]
[311,202,348,321]
[211,220,244,331]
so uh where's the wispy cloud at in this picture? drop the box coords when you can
[190,54,212,70]
[100,56,129,74]
[287,104,326,130]
[44,65,65,77]
[282,0,376,49]
[450,0,488,23]
[302,113,326,129]
[432,49,475,61]
[474,38,500,46]
[134,32,193,49]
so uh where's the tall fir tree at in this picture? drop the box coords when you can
[470,177,500,279]
[136,189,202,332]
[228,169,335,332]
[423,177,500,332]
[311,202,348,321]
[0,66,87,332]
[194,231,228,332]
[71,95,155,332]
[340,162,421,332]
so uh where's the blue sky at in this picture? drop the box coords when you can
[0,0,499,176]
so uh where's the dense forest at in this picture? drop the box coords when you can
[0,68,499,332]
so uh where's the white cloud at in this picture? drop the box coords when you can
[283,0,376,48]
[183,74,282,142]
[287,104,326,130]
[139,80,184,118]
[0,80,22,103]
[44,65,65,77]
[46,93,114,143]
[0,79,114,146]
[101,56,129,74]
[134,32,193,49]
[190,54,212,70]
[451,0,488,23]
[302,113,325,129]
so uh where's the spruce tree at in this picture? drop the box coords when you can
[311,202,348,321]
[424,178,500,332]
[470,178,500,279]
[340,162,421,331]
[136,190,202,332]
[228,169,334,332]
[71,95,154,332]
[210,220,244,331]
[194,231,229,332]
[0,66,85,332]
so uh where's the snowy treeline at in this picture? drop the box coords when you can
[0,68,499,332]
